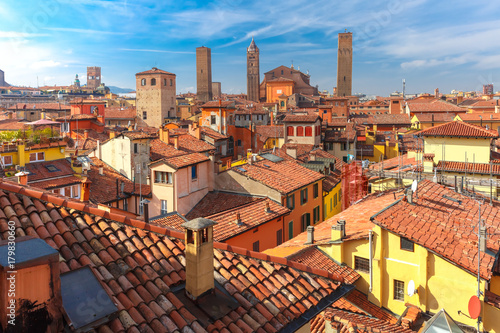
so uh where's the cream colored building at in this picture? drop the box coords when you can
[149,153,214,216]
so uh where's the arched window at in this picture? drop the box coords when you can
[287,126,294,136]
[141,78,146,86]
[151,78,156,86]
[305,126,312,137]
[296,126,304,136]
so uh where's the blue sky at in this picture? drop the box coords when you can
[1,0,500,96]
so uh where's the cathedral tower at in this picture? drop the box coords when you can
[247,38,260,102]
[336,32,352,97]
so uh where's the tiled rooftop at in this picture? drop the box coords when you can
[155,197,290,243]
[200,126,228,141]
[231,159,324,194]
[419,121,498,138]
[436,160,500,175]
[413,113,455,123]
[136,67,175,75]
[255,125,285,141]
[287,247,360,284]
[105,107,137,119]
[149,138,186,162]
[169,134,215,154]
[407,100,466,113]
[351,114,411,126]
[372,180,500,280]
[0,179,352,332]
[267,191,401,253]
[29,175,82,190]
[185,192,262,220]
[87,158,151,204]
[25,158,74,182]
[159,152,210,170]
[8,102,70,110]
[282,114,320,123]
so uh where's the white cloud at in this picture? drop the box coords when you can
[44,27,128,35]
[120,48,194,54]
[0,31,48,38]
[31,60,61,69]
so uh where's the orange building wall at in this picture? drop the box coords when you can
[281,181,323,241]
[70,103,105,116]
[266,81,294,103]
[224,216,286,252]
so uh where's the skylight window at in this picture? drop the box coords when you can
[45,165,60,172]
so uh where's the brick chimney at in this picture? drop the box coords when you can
[181,218,217,300]
[15,171,29,186]
[84,130,89,139]
[0,237,62,332]
[173,136,179,149]
[265,201,271,213]
[80,177,92,202]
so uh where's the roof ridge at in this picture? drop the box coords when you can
[204,197,268,219]
[214,242,345,283]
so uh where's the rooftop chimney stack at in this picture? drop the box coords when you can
[407,188,413,204]
[265,201,271,213]
[331,219,346,241]
[182,218,217,300]
[480,225,487,253]
[235,212,242,226]
[306,226,315,244]
[15,171,28,186]
[99,166,104,176]
[80,177,92,202]
[173,136,179,150]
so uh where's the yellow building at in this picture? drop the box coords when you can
[0,139,68,175]
[410,113,455,130]
[266,180,500,331]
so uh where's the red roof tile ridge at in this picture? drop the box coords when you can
[419,120,498,138]
[0,179,184,240]
[214,242,345,283]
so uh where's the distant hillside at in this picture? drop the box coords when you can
[108,86,134,94]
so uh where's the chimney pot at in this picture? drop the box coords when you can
[99,166,104,176]
[407,188,413,204]
[173,136,179,149]
[480,225,487,252]
[16,171,29,186]
[235,212,242,225]
[181,218,217,300]
[306,226,314,244]
[265,201,271,213]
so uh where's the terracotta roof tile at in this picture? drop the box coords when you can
[282,114,320,123]
[419,121,498,138]
[372,180,500,280]
[185,192,262,220]
[0,179,350,332]
[25,159,74,182]
[407,99,466,113]
[436,160,500,175]
[231,159,324,194]
[87,157,151,204]
[287,247,360,284]
[105,107,137,119]
[136,67,175,76]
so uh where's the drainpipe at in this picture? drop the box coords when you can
[369,230,373,293]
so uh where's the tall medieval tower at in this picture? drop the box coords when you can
[87,66,101,89]
[336,32,352,97]
[196,47,212,102]
[0,69,5,87]
[247,38,260,102]
[136,67,176,127]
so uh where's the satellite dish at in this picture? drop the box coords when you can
[411,180,418,193]
[468,295,481,319]
[407,280,417,297]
